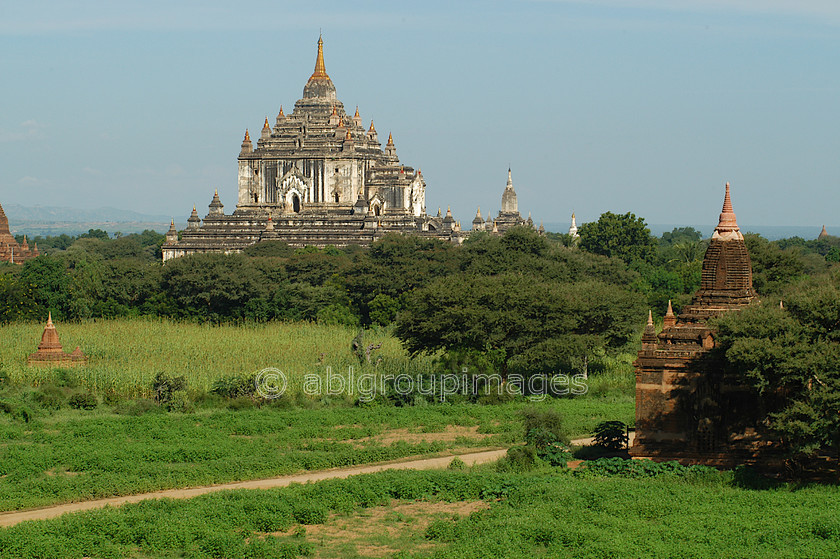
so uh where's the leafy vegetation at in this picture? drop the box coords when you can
[1,467,838,558]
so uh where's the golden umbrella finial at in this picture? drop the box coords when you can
[310,35,329,80]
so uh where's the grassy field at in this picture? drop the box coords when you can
[0,319,634,399]
[1,467,838,558]
[0,397,633,512]
[1,319,430,398]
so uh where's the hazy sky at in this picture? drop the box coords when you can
[1,0,838,228]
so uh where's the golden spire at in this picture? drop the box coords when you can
[369,120,376,133]
[243,129,251,142]
[331,105,337,116]
[345,128,352,140]
[263,117,270,130]
[278,105,284,117]
[387,132,393,145]
[354,106,360,118]
[310,35,329,80]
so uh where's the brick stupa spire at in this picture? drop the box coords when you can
[28,313,86,366]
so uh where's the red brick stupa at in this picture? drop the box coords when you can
[27,313,87,367]
[630,183,762,466]
[0,202,39,264]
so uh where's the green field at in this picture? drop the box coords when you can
[1,319,430,398]
[0,318,635,512]
[1,467,838,558]
[0,319,634,399]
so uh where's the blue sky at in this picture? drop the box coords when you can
[1,1,838,230]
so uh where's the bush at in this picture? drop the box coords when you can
[151,372,186,405]
[496,445,538,473]
[33,384,65,410]
[593,420,629,451]
[448,457,467,470]
[210,374,256,399]
[293,502,328,524]
[165,391,194,413]
[521,407,568,448]
[68,392,98,410]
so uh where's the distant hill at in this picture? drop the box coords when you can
[3,204,171,237]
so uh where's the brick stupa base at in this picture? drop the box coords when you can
[27,313,87,367]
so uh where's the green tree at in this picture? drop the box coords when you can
[395,272,644,378]
[714,274,840,462]
[578,211,656,265]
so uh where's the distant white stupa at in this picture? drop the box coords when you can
[568,212,579,239]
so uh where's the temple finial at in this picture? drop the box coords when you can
[716,181,739,232]
[47,311,53,327]
[647,309,653,326]
[354,106,360,118]
[387,132,393,145]
[310,35,329,80]
[664,300,676,329]
[263,117,270,130]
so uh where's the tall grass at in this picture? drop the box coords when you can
[0,319,437,398]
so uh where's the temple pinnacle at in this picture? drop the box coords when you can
[387,132,393,145]
[716,182,739,232]
[310,35,329,80]
[263,117,270,130]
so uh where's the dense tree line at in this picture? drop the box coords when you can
[2,217,838,380]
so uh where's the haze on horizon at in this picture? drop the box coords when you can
[1,0,838,230]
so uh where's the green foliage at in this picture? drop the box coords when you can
[151,372,187,405]
[1,468,837,558]
[578,211,656,265]
[33,384,65,410]
[592,420,628,451]
[574,457,718,478]
[68,392,98,410]
[714,275,840,460]
[0,397,631,511]
[395,272,645,377]
[211,374,257,399]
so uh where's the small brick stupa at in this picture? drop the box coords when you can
[631,183,763,466]
[0,202,39,264]
[27,313,87,367]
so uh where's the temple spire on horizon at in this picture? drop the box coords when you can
[310,35,329,80]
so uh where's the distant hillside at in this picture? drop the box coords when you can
[3,204,171,224]
[3,204,171,237]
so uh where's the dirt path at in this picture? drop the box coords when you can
[0,449,507,529]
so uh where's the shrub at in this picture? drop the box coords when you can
[210,374,256,399]
[68,392,98,410]
[593,420,629,451]
[165,391,194,413]
[293,502,328,524]
[448,457,467,470]
[521,407,568,448]
[496,445,538,473]
[151,372,186,405]
[33,384,65,410]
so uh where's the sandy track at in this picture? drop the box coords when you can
[0,449,507,528]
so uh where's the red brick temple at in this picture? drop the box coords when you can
[0,202,39,264]
[630,183,768,466]
[27,313,87,367]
